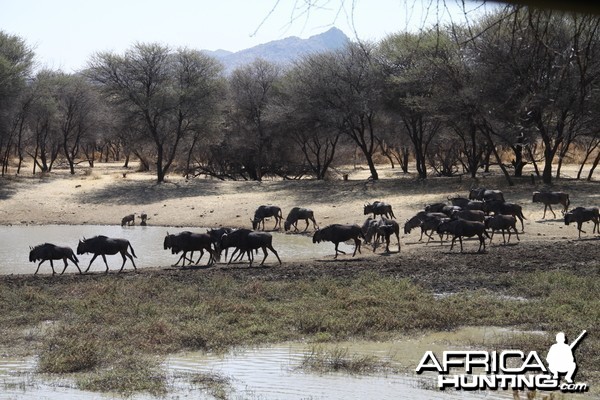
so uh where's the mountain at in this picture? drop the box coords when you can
[203,27,350,74]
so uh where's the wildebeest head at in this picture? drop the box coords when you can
[363,203,372,216]
[76,239,87,255]
[312,229,322,243]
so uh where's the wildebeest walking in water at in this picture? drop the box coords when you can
[312,224,364,259]
[77,235,137,273]
[163,231,216,267]
[251,205,283,231]
[29,243,81,275]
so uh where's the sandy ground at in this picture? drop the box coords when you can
[0,162,598,244]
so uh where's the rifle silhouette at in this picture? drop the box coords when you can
[570,330,587,350]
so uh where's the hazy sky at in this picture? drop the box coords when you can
[0,0,491,72]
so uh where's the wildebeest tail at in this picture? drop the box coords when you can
[129,242,138,258]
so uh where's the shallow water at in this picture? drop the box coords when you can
[0,327,568,400]
[0,328,512,400]
[0,224,356,275]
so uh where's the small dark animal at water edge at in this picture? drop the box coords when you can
[29,243,81,275]
[312,224,364,259]
[436,219,489,253]
[77,235,137,273]
[121,214,135,226]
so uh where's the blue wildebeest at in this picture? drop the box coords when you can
[469,188,505,203]
[564,206,600,239]
[403,211,447,243]
[532,191,570,219]
[207,227,234,261]
[436,219,489,253]
[484,215,520,244]
[363,201,396,219]
[364,218,400,253]
[164,231,216,267]
[284,207,318,232]
[219,229,281,266]
[312,224,364,259]
[77,235,137,273]
[251,205,283,231]
[483,200,527,232]
[29,243,81,275]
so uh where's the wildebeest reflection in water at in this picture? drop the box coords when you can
[29,243,81,275]
[77,235,137,273]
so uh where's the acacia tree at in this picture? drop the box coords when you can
[378,31,445,179]
[309,43,383,180]
[271,53,345,180]
[52,73,103,174]
[86,43,223,183]
[227,59,281,181]
[0,31,34,175]
[483,8,600,184]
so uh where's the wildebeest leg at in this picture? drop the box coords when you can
[478,234,485,252]
[68,255,82,274]
[548,204,556,219]
[333,242,346,259]
[303,219,310,232]
[459,236,464,253]
[121,250,137,272]
[449,236,456,251]
[60,258,69,275]
[84,254,100,273]
[577,222,585,239]
[101,254,110,273]
[501,229,506,244]
[489,230,495,244]
[267,245,282,265]
[194,249,205,265]
[34,260,45,275]
[352,238,361,257]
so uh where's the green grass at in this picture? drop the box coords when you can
[0,269,598,395]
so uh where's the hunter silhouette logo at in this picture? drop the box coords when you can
[546,330,586,384]
[415,330,589,393]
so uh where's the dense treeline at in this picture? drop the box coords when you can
[1,6,600,184]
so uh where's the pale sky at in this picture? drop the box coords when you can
[0,0,491,73]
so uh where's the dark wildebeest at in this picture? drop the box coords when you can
[77,235,137,273]
[564,206,600,239]
[363,201,396,219]
[365,218,400,253]
[449,196,485,212]
[284,207,318,232]
[251,205,283,231]
[451,209,486,222]
[29,243,81,275]
[469,188,505,203]
[403,212,447,243]
[207,227,234,261]
[436,219,489,253]
[312,224,364,259]
[220,229,281,266]
[164,231,216,267]
[484,215,520,244]
[483,200,527,232]
[218,228,254,263]
[532,191,570,219]
[121,214,135,226]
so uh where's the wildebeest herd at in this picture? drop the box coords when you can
[28,189,599,275]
